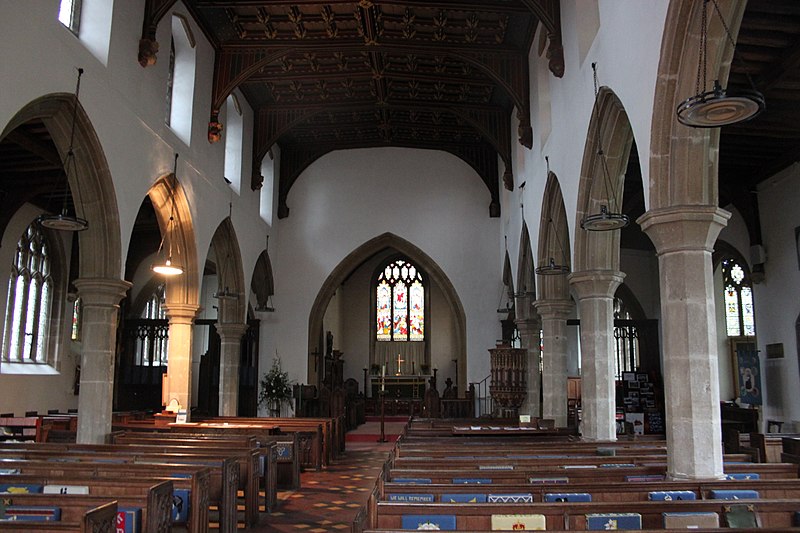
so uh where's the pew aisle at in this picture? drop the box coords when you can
[257,419,402,532]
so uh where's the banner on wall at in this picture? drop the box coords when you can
[737,346,762,406]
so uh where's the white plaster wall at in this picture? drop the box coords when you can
[754,164,800,428]
[265,147,502,388]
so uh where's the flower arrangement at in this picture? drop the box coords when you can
[259,357,295,416]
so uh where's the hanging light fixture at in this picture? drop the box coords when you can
[535,218,570,275]
[38,67,89,232]
[151,154,184,276]
[580,63,629,232]
[676,0,764,128]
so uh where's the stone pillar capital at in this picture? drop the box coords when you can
[638,205,731,254]
[216,322,248,340]
[73,277,131,307]
[569,270,626,300]
[533,299,573,320]
[163,303,200,325]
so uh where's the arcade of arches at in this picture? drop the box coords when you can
[0,1,799,483]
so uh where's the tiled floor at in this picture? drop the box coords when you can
[250,421,401,532]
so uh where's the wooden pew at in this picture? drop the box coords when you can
[0,442,259,525]
[0,473,208,531]
[0,500,117,532]
[374,498,800,529]
[383,477,800,503]
[0,416,42,442]
[0,459,219,532]
[197,415,340,466]
[386,461,800,484]
[0,482,172,531]
[112,429,301,490]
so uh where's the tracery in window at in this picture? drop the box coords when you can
[376,258,424,342]
[58,0,81,35]
[722,258,756,337]
[2,224,53,363]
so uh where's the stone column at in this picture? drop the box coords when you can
[216,322,248,416]
[73,277,131,444]
[162,302,199,417]
[639,205,730,480]
[569,270,625,441]
[533,299,573,427]
[516,316,542,418]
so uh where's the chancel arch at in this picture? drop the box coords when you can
[308,233,467,396]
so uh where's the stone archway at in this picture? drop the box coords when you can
[573,87,635,273]
[534,173,573,427]
[209,218,246,325]
[570,87,636,440]
[1,95,122,279]
[1,94,127,443]
[637,0,746,480]
[207,218,247,415]
[536,172,571,302]
[147,170,200,414]
[308,232,467,393]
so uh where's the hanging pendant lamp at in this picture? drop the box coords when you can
[38,67,89,232]
[676,0,764,128]
[535,217,570,275]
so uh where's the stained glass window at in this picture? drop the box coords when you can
[721,258,756,337]
[2,223,53,363]
[375,258,424,341]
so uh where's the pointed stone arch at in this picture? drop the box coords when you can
[251,249,275,311]
[308,232,467,392]
[647,0,745,210]
[1,94,122,279]
[574,87,636,272]
[537,172,571,301]
[208,218,246,325]
[147,173,199,310]
[516,221,536,319]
